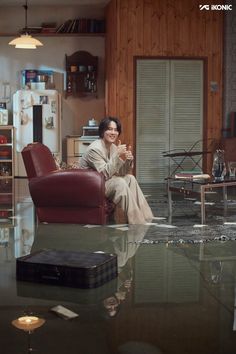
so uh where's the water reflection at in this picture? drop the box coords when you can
[101,225,150,317]
[117,341,163,354]
[17,224,150,312]
[12,315,45,353]
[0,201,35,263]
[4,221,236,353]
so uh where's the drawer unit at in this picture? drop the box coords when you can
[66,135,97,165]
[75,139,91,156]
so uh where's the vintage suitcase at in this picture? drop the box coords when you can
[16,249,118,289]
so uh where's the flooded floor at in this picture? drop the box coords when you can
[1,180,236,354]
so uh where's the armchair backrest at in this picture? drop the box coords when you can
[22,142,57,179]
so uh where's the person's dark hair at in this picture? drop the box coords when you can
[98,116,122,138]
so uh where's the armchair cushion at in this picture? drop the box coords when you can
[29,169,105,207]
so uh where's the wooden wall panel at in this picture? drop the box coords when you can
[105,0,224,171]
[105,0,118,116]
[127,0,136,145]
[143,0,152,56]
[119,0,129,141]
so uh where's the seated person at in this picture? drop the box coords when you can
[79,116,153,224]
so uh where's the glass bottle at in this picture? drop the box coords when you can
[212,149,226,182]
[67,75,72,93]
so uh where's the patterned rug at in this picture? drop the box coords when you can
[141,222,236,245]
[140,187,236,244]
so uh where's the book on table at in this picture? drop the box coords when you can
[175,172,210,180]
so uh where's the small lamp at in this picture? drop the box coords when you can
[12,316,45,353]
[12,315,45,332]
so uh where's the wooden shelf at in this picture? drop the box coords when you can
[1,32,105,38]
[0,159,12,163]
[65,50,98,98]
[0,125,15,221]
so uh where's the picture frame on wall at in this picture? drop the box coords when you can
[0,109,8,125]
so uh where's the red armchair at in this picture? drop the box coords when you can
[21,142,112,224]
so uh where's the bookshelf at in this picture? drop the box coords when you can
[0,125,15,228]
[0,18,105,38]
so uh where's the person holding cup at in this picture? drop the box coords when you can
[79,116,153,224]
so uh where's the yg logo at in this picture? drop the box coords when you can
[199,4,210,10]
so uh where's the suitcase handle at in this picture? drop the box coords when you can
[39,266,61,282]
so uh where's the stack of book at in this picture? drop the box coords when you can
[41,22,57,34]
[56,18,105,34]
[20,27,42,34]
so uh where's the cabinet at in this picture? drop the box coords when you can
[65,51,98,98]
[0,126,14,227]
[67,136,96,165]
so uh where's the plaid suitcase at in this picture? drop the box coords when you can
[16,249,118,289]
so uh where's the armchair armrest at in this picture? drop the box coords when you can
[29,169,105,207]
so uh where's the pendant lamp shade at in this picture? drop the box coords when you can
[9,34,43,49]
[8,0,43,49]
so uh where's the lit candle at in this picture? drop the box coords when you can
[12,316,45,332]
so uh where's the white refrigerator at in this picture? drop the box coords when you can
[13,89,61,177]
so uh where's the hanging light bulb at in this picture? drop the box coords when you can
[8,0,43,49]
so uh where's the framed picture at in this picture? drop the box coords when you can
[0,109,8,125]
[0,102,6,109]
[39,95,48,104]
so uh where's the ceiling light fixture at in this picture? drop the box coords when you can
[8,0,43,49]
